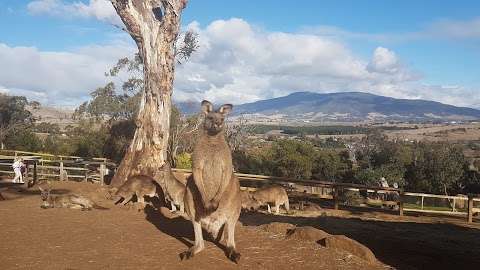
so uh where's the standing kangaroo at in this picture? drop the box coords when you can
[110,175,158,210]
[245,186,290,214]
[157,163,186,213]
[181,100,241,263]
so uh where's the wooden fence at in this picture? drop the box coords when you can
[173,168,480,223]
[1,150,478,223]
[0,150,114,185]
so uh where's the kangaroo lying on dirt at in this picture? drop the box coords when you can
[38,181,107,210]
[157,163,186,213]
[243,186,290,214]
[181,100,241,263]
[110,175,157,210]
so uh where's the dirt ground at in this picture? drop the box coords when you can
[1,182,479,270]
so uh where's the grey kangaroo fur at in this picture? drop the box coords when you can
[243,186,290,214]
[110,175,157,210]
[181,100,241,263]
[157,163,186,213]
[38,181,107,210]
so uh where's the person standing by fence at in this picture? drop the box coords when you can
[12,158,25,184]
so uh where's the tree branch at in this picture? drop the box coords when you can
[162,0,188,17]
[111,23,141,40]
[110,0,143,43]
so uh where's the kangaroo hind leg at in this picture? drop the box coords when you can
[225,218,241,263]
[136,193,146,211]
[170,201,177,212]
[122,194,133,206]
[180,220,205,260]
[284,199,290,213]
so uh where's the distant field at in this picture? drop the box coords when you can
[249,123,480,144]
[250,124,369,135]
[250,124,415,135]
[384,123,480,142]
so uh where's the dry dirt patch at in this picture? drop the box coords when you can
[0,181,388,270]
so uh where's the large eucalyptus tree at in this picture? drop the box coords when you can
[109,0,188,186]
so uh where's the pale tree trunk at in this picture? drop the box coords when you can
[110,0,188,186]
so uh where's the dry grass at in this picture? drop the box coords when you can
[384,123,480,142]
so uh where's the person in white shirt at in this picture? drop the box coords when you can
[12,158,24,184]
[380,177,389,188]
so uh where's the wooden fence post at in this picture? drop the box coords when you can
[467,194,474,223]
[334,185,339,210]
[59,161,64,181]
[399,190,404,217]
[33,161,37,184]
[99,163,106,186]
[84,164,88,182]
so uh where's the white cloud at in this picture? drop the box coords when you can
[27,0,122,25]
[27,0,59,14]
[426,18,480,40]
[302,25,399,43]
[173,19,430,105]
[305,17,480,44]
[2,16,478,108]
[0,40,135,107]
[367,47,400,74]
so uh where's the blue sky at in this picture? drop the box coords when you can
[0,0,479,107]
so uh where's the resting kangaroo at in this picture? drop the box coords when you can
[110,175,157,209]
[246,186,290,214]
[38,181,106,210]
[181,100,241,263]
[157,163,186,213]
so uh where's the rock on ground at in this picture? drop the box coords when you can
[320,235,377,263]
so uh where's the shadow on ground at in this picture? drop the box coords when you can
[144,205,239,261]
[239,211,480,270]
[144,205,194,248]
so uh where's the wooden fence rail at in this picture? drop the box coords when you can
[173,169,480,223]
[0,155,109,185]
[1,153,478,223]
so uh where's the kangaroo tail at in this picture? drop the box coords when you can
[93,204,109,210]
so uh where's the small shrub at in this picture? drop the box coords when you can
[339,190,364,206]
[175,152,192,169]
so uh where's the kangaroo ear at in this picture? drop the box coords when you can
[201,100,213,114]
[219,104,233,115]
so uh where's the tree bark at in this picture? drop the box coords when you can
[110,0,188,186]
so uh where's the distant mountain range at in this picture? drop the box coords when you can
[177,92,480,122]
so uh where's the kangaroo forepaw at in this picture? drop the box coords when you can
[226,247,241,264]
[179,250,194,261]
